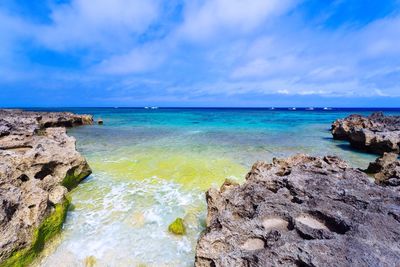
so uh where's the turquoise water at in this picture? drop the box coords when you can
[35,108,400,266]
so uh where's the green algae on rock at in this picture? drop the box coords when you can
[0,198,70,267]
[168,218,186,235]
[62,163,92,191]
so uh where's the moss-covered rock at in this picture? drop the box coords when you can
[168,218,186,235]
[62,163,92,191]
[0,197,70,267]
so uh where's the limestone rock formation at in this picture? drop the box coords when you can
[0,109,92,266]
[331,112,400,154]
[366,152,400,187]
[195,154,400,267]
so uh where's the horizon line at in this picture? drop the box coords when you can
[2,106,400,109]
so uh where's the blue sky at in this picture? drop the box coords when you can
[0,0,400,107]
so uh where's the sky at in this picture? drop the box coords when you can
[0,0,400,107]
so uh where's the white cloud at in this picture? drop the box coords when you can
[231,56,300,79]
[178,0,298,42]
[37,0,160,51]
[95,44,165,74]
[216,13,400,98]
[361,16,400,57]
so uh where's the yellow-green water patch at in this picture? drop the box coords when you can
[88,149,247,190]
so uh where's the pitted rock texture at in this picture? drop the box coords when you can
[195,154,400,267]
[331,112,400,154]
[0,110,92,263]
[366,152,400,187]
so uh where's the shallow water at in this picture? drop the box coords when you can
[35,108,400,266]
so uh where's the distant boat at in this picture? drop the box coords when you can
[270,107,275,110]
[144,107,149,109]
[289,107,296,110]
[323,107,332,110]
[151,106,158,110]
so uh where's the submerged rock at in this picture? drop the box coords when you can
[0,109,92,266]
[366,152,400,187]
[84,255,97,267]
[168,218,186,235]
[195,154,400,266]
[331,112,400,154]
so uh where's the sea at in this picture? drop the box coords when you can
[24,107,400,266]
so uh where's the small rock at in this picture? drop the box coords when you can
[168,218,186,235]
[49,185,68,205]
[84,255,97,267]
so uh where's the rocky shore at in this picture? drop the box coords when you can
[0,110,93,266]
[195,154,400,266]
[366,152,400,187]
[331,112,400,154]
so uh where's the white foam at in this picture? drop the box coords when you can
[39,174,206,266]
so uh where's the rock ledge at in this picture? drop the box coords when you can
[195,154,400,266]
[331,112,400,154]
[0,110,93,266]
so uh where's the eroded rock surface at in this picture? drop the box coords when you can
[0,109,92,264]
[331,112,400,154]
[366,152,400,187]
[195,154,400,267]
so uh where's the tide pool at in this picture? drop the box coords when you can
[35,108,400,266]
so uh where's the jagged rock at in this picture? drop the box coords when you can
[195,154,400,267]
[331,112,400,154]
[0,109,92,265]
[366,153,400,187]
